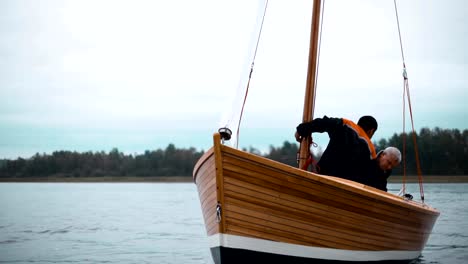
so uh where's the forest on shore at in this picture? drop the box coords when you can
[0,127,467,179]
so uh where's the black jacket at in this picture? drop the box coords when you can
[296,116,376,183]
[365,154,392,191]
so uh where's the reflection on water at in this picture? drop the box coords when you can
[0,183,467,264]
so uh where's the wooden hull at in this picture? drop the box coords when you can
[193,133,439,264]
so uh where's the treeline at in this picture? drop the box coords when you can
[0,144,204,178]
[377,127,468,175]
[0,127,467,178]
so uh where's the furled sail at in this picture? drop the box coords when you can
[218,0,268,148]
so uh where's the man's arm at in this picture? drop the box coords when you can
[296,116,342,137]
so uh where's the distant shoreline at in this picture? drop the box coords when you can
[0,176,194,183]
[1,175,468,183]
[387,175,468,183]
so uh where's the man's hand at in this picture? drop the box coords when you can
[295,131,313,144]
[295,131,302,142]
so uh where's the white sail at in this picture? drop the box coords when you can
[219,0,268,148]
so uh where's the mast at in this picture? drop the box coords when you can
[299,0,322,169]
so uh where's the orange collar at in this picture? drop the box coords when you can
[342,119,377,159]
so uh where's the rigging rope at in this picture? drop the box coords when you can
[393,0,425,202]
[235,0,269,148]
[312,0,326,119]
[402,80,407,196]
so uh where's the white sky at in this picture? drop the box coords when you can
[1,0,467,159]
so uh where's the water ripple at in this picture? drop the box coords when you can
[427,244,468,250]
[0,237,31,244]
[446,233,468,238]
[50,229,69,234]
[0,239,18,244]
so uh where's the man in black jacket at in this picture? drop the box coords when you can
[295,115,378,183]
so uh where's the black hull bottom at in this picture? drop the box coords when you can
[210,246,418,264]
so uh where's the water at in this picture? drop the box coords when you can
[0,183,467,264]
[0,183,211,264]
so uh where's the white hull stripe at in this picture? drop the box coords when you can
[208,234,421,261]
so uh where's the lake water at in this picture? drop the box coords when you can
[0,183,467,264]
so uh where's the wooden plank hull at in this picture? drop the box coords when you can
[193,134,440,263]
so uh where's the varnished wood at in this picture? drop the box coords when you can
[193,134,439,256]
[222,160,433,230]
[213,133,226,234]
[222,181,426,250]
[221,144,439,216]
[222,176,427,241]
[224,202,421,250]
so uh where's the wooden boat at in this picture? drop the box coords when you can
[193,1,439,263]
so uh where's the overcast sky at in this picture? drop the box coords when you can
[1,0,467,159]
